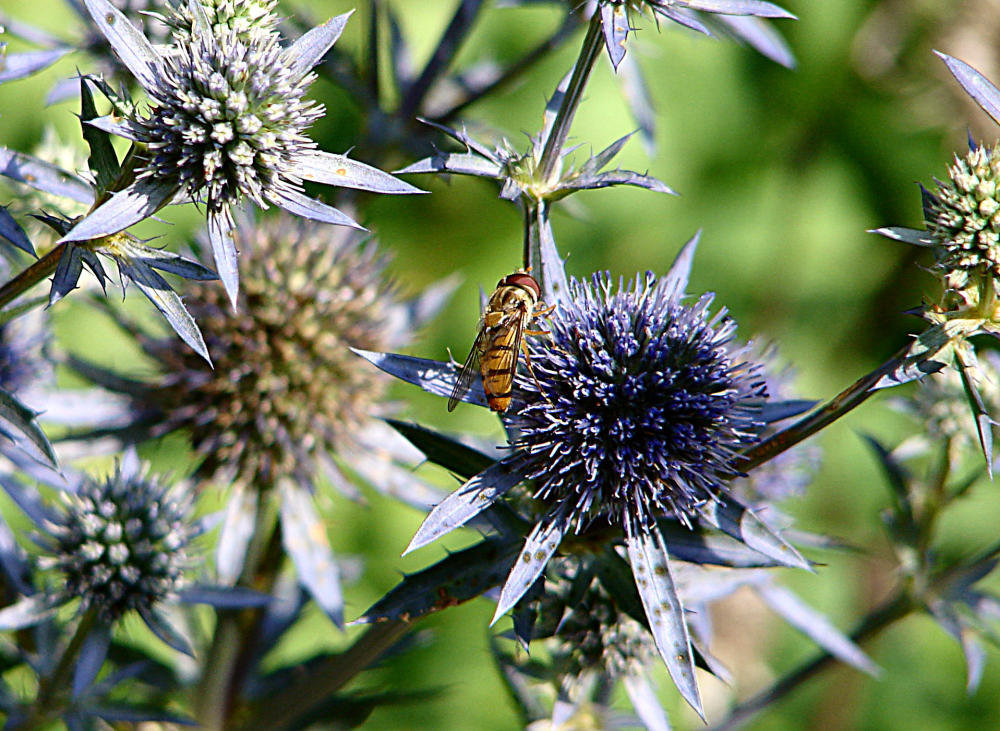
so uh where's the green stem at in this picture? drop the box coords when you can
[523,200,568,303]
[196,491,283,730]
[0,244,66,311]
[709,593,914,730]
[741,344,911,471]
[237,619,412,731]
[536,12,604,184]
[22,608,99,728]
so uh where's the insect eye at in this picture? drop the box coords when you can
[501,272,541,298]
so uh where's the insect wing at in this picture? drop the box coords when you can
[447,328,487,411]
[481,309,529,410]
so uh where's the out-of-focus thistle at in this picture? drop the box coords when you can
[39,460,193,625]
[356,235,820,717]
[892,350,1000,471]
[0,256,58,467]
[66,211,449,623]
[0,450,266,725]
[57,0,424,306]
[733,343,820,504]
[0,259,52,400]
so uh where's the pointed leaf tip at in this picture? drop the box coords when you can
[283,9,354,79]
[663,230,701,300]
[405,459,524,555]
[935,50,1000,127]
[624,522,704,720]
[600,5,629,71]
[0,207,35,256]
[491,511,567,625]
[82,0,162,93]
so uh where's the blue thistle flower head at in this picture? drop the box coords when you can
[507,270,765,531]
[359,234,816,718]
[38,457,194,624]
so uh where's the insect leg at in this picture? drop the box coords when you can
[520,338,552,404]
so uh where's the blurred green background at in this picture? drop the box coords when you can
[4,0,1000,728]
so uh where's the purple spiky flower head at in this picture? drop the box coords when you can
[375,234,800,718]
[506,268,765,533]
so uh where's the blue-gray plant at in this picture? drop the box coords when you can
[1,1,1000,728]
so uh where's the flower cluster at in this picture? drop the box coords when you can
[36,459,193,623]
[60,0,421,305]
[507,269,765,530]
[926,142,1000,292]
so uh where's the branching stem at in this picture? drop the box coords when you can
[741,344,912,471]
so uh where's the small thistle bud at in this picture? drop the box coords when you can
[733,343,820,502]
[139,213,398,490]
[40,462,193,623]
[928,143,1000,291]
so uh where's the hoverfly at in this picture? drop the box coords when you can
[448,270,554,413]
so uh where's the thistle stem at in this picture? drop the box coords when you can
[523,201,569,304]
[237,619,412,731]
[709,593,914,730]
[22,608,99,728]
[536,12,603,185]
[0,244,65,311]
[740,344,912,471]
[196,491,283,730]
